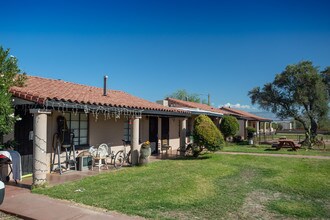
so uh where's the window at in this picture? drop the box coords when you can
[123,119,131,142]
[64,113,89,146]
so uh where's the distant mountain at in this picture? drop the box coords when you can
[248,111,291,121]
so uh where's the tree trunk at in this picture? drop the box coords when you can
[295,117,312,149]
[310,119,318,144]
[305,129,312,149]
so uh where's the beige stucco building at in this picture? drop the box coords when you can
[5,76,190,185]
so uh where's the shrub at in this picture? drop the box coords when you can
[193,115,224,153]
[277,124,283,131]
[272,123,279,130]
[219,116,239,140]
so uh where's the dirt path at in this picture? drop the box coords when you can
[217,152,330,160]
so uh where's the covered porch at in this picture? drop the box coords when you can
[8,99,189,186]
[5,75,190,186]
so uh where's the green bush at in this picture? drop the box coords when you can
[277,124,283,131]
[219,116,239,140]
[271,123,278,130]
[193,115,224,152]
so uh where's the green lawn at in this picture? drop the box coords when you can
[223,143,330,156]
[33,154,330,219]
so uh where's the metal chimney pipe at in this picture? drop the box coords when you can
[103,75,108,96]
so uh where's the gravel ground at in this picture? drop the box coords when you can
[0,211,21,219]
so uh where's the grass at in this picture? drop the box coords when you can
[0,212,20,220]
[268,199,327,218]
[33,154,330,219]
[223,143,330,156]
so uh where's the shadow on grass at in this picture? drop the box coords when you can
[171,155,212,161]
[264,148,279,152]
[264,148,299,152]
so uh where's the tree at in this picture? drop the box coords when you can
[0,46,26,143]
[219,115,239,141]
[167,89,208,104]
[321,67,330,96]
[271,123,278,130]
[193,115,224,155]
[249,61,329,147]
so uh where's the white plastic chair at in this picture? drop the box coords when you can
[89,144,109,171]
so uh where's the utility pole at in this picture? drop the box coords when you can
[198,93,211,106]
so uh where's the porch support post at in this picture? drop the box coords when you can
[245,120,248,139]
[30,109,51,186]
[270,122,273,132]
[180,118,187,155]
[256,121,260,135]
[264,122,267,134]
[131,117,140,166]
[158,117,162,150]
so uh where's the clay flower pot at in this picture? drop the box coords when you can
[139,141,151,165]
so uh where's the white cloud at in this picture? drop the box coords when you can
[220,103,256,110]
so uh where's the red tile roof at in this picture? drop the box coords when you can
[220,107,271,121]
[10,76,187,113]
[166,98,227,115]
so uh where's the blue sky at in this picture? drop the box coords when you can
[1,0,329,111]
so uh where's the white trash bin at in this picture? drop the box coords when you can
[0,181,5,205]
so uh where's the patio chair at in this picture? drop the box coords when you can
[161,144,172,155]
[89,144,109,171]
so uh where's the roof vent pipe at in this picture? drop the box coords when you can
[103,75,108,96]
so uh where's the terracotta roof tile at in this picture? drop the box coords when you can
[220,107,271,121]
[10,76,187,114]
[166,98,226,115]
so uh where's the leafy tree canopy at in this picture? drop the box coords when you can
[0,46,26,140]
[249,61,329,147]
[219,115,239,140]
[321,66,330,96]
[167,89,208,104]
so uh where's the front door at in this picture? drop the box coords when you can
[149,117,158,154]
[161,117,169,145]
[14,108,33,155]
[14,107,34,175]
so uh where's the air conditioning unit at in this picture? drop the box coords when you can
[76,156,92,171]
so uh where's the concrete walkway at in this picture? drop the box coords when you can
[217,151,330,160]
[0,169,144,220]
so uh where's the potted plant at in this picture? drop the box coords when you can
[139,141,151,165]
[246,127,256,145]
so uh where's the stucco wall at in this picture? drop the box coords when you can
[89,114,126,149]
[169,117,180,151]
[2,132,14,144]
[238,119,246,139]
[140,116,149,143]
